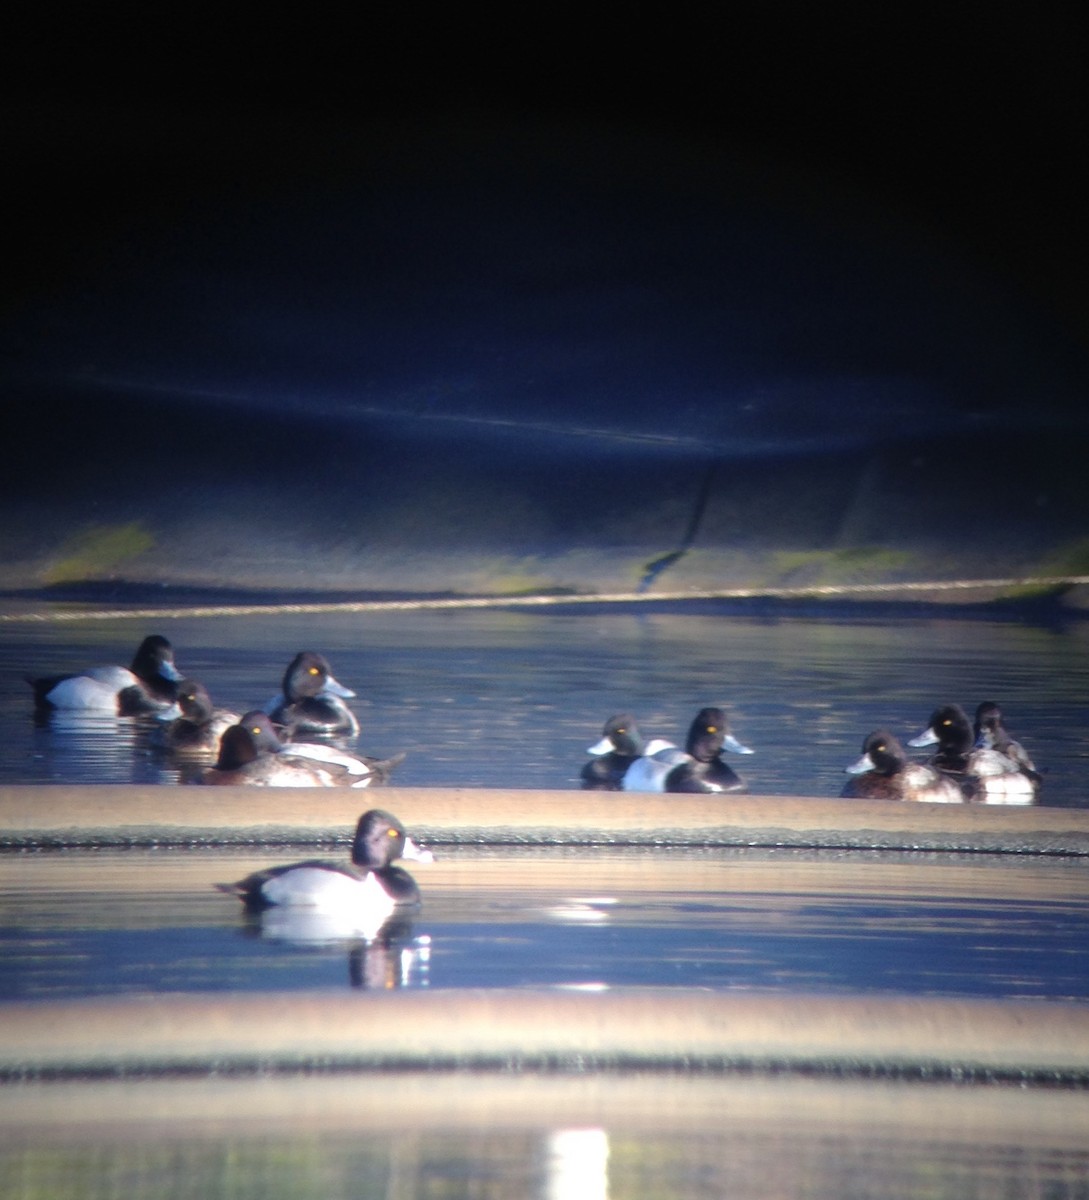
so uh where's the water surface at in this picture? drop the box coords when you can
[3,846,1086,1002]
[5,600,1089,1200]
[1,603,1085,803]
[4,1072,1087,1200]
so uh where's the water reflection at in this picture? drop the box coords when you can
[247,908,431,990]
[349,933,431,991]
[3,848,1087,1002]
[1,1074,1087,1200]
[540,898,617,924]
[29,710,173,784]
[547,1128,609,1200]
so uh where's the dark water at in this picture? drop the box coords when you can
[1,603,1086,803]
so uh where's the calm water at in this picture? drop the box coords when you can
[2,846,1088,1002]
[5,1073,1088,1200]
[1,601,1086,803]
[3,844,1089,1200]
[5,603,1089,1200]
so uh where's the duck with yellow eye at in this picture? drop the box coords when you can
[623,706,754,793]
[581,712,676,790]
[908,703,1037,805]
[202,712,405,787]
[842,730,963,802]
[216,809,433,932]
[265,650,360,737]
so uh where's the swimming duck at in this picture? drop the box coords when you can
[202,711,404,787]
[908,703,1037,804]
[842,730,964,803]
[265,651,360,737]
[26,634,184,715]
[154,680,240,757]
[580,713,675,789]
[623,706,754,793]
[216,809,433,933]
[973,701,1043,787]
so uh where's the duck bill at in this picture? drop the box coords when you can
[155,702,183,721]
[402,836,434,864]
[908,728,939,748]
[162,662,184,683]
[586,736,614,755]
[722,734,755,755]
[845,752,876,776]
[319,675,356,699]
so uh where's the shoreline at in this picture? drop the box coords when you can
[3,576,1089,625]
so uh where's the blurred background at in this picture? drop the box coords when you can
[3,7,1088,601]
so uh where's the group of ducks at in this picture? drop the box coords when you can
[581,707,755,793]
[28,635,1043,804]
[27,635,430,925]
[27,634,402,788]
[581,701,1041,804]
[225,697,1042,934]
[25,635,1045,935]
[842,703,1042,805]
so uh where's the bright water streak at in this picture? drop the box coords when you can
[3,1072,1088,1200]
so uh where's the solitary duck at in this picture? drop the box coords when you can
[202,711,404,787]
[623,706,754,793]
[580,713,675,790]
[154,680,240,757]
[216,809,433,933]
[265,651,360,737]
[909,703,1037,804]
[842,730,964,803]
[27,634,184,715]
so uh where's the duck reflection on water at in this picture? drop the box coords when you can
[246,906,431,990]
[220,808,434,989]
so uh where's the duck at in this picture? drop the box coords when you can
[623,706,754,793]
[154,680,241,757]
[908,703,1037,805]
[265,651,360,737]
[202,711,405,787]
[580,713,675,789]
[216,809,433,934]
[973,701,1043,787]
[842,730,964,803]
[26,634,184,715]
